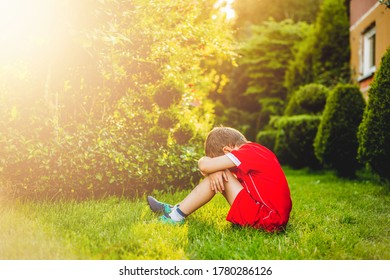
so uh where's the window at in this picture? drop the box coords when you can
[361,26,376,77]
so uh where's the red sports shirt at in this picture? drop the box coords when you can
[226,142,292,225]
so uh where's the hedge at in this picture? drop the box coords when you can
[285,83,329,116]
[274,115,322,169]
[256,130,278,151]
[358,48,390,181]
[314,84,365,177]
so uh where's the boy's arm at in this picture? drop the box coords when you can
[198,155,236,175]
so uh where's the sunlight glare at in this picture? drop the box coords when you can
[0,0,61,60]
[214,0,236,21]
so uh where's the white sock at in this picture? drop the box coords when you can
[169,207,186,222]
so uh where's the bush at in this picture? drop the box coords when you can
[154,82,183,109]
[256,130,278,151]
[0,0,237,200]
[285,83,329,116]
[274,115,322,169]
[148,126,170,145]
[0,94,204,200]
[358,48,390,181]
[157,110,178,129]
[314,84,365,177]
[258,98,285,129]
[173,124,194,145]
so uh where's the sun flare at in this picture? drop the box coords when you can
[214,0,236,21]
[0,0,62,60]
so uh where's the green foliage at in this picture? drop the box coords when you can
[285,83,329,116]
[157,109,178,129]
[240,19,310,100]
[0,0,235,199]
[284,0,350,94]
[284,25,316,94]
[214,105,259,141]
[258,98,285,129]
[149,127,170,145]
[233,0,322,38]
[314,84,365,177]
[154,82,183,109]
[218,19,309,139]
[312,0,350,85]
[256,130,278,151]
[274,115,322,169]
[358,48,390,181]
[379,0,390,9]
[173,124,195,145]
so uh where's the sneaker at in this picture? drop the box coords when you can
[147,196,173,215]
[159,214,185,225]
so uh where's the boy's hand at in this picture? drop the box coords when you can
[208,170,228,193]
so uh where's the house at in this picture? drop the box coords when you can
[349,0,390,96]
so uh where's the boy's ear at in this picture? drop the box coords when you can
[222,146,233,154]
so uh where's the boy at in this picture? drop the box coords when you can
[147,126,292,232]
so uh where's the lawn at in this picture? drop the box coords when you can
[0,168,389,260]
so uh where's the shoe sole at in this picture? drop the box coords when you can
[160,214,185,225]
[147,196,172,214]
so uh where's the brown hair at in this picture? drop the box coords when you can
[204,127,247,157]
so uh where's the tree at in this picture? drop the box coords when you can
[216,19,309,139]
[358,48,390,181]
[239,19,310,100]
[284,25,317,95]
[284,0,350,94]
[233,0,322,38]
[312,0,350,85]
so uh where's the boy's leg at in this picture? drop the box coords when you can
[179,170,243,216]
[177,176,216,216]
[220,170,244,205]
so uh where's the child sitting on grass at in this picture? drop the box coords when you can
[147,126,292,232]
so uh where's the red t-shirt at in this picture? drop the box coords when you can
[226,142,292,224]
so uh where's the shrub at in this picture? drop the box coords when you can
[173,124,194,145]
[148,126,169,145]
[358,48,390,181]
[154,82,182,109]
[274,115,322,169]
[256,130,278,151]
[0,0,235,200]
[258,98,285,129]
[0,94,204,200]
[157,110,178,129]
[285,83,329,116]
[314,84,365,177]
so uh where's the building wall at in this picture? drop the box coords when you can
[350,0,378,26]
[350,1,390,95]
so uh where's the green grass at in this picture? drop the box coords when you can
[1,168,389,260]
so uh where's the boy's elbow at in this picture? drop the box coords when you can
[198,161,207,173]
[198,157,211,174]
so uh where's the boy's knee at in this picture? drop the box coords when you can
[224,170,242,190]
[225,170,238,181]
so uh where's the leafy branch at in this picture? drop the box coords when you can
[379,0,390,9]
